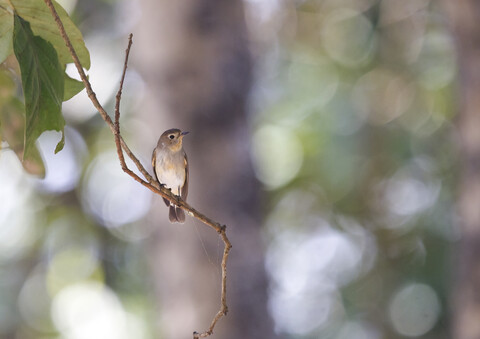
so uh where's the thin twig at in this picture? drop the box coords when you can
[43,0,232,337]
[114,34,132,176]
[42,0,151,182]
[194,230,232,338]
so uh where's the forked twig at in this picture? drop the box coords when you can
[43,1,232,337]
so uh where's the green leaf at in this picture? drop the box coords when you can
[10,0,90,69]
[0,3,13,63]
[0,0,90,69]
[0,66,15,98]
[54,129,64,154]
[13,14,65,157]
[0,67,15,151]
[64,72,84,101]
[0,96,46,177]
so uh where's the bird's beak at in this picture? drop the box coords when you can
[181,131,190,136]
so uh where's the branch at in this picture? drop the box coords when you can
[42,0,151,182]
[43,0,232,337]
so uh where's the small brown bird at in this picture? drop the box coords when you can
[152,128,189,223]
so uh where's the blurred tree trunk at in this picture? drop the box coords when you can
[444,2,480,338]
[134,1,276,338]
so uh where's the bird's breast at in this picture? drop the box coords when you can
[154,150,186,195]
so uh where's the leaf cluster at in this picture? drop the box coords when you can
[0,0,89,176]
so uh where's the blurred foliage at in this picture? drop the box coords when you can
[248,0,457,338]
[0,1,154,338]
[0,0,459,338]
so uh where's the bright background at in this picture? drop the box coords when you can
[0,0,457,338]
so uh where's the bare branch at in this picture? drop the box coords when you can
[194,229,232,338]
[114,34,132,176]
[43,0,232,337]
[42,0,152,182]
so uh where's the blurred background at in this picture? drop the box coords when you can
[0,0,464,338]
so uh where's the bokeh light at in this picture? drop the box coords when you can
[353,68,415,125]
[322,8,377,67]
[63,37,124,123]
[35,127,87,193]
[389,283,441,337]
[82,151,151,227]
[18,271,54,333]
[251,0,455,338]
[0,151,37,261]
[51,282,146,339]
[251,124,304,189]
[336,321,381,339]
[46,246,102,294]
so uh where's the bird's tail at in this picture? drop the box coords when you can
[169,205,185,223]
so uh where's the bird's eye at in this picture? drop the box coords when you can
[169,134,175,139]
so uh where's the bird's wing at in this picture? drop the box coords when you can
[151,148,158,182]
[181,152,188,200]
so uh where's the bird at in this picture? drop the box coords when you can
[152,128,189,223]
